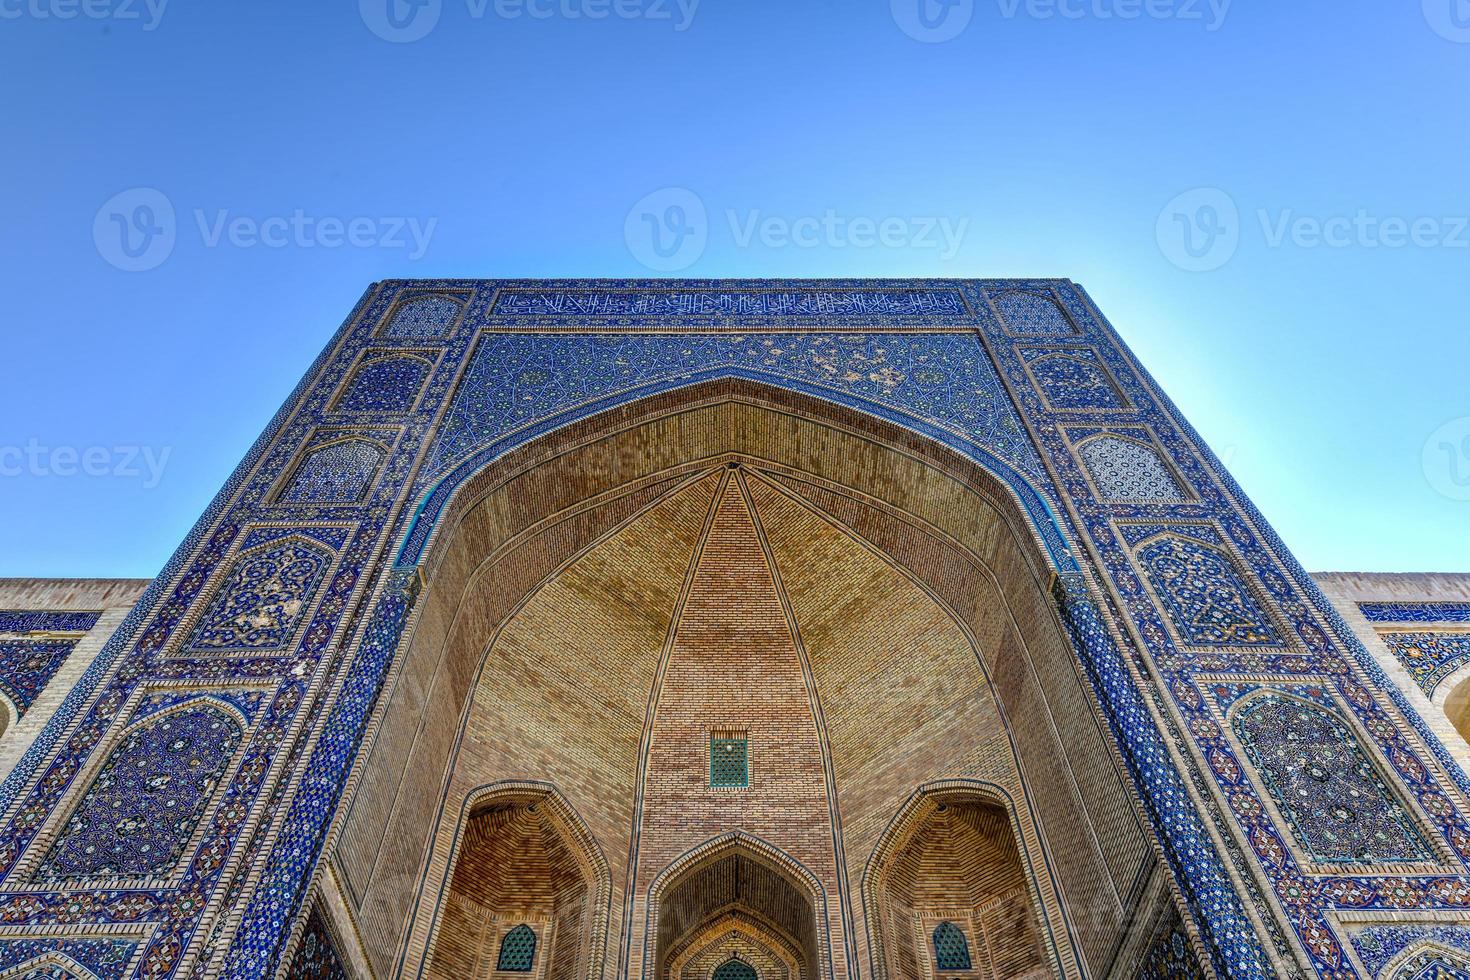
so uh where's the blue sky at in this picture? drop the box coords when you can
[1,0,1467,578]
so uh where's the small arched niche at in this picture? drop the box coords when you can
[866,785,1049,980]
[649,835,824,980]
[426,784,610,980]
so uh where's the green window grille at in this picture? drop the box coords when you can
[712,959,758,980]
[933,921,972,971]
[496,924,537,972]
[710,734,748,788]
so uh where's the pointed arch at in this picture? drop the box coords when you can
[35,696,246,880]
[181,534,334,655]
[277,437,388,504]
[862,781,1054,980]
[1074,432,1188,502]
[646,831,832,980]
[380,291,469,338]
[423,781,611,980]
[1228,689,1432,866]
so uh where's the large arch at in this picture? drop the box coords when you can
[320,378,1174,979]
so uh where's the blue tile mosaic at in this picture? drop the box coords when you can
[491,287,970,318]
[986,287,1077,335]
[284,907,349,980]
[0,639,78,718]
[1022,347,1126,411]
[1232,691,1431,864]
[277,440,385,505]
[0,611,101,634]
[2,280,1463,980]
[1134,533,1282,648]
[38,701,244,880]
[379,292,467,338]
[181,538,333,655]
[332,354,431,414]
[0,936,139,980]
[1381,632,1470,697]
[1362,603,1470,624]
[1352,924,1470,977]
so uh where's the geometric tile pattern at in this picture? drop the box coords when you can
[1381,632,1470,697]
[285,907,350,980]
[0,638,78,718]
[491,287,970,318]
[1134,532,1282,647]
[1138,925,1208,980]
[1077,434,1188,501]
[1350,924,1470,977]
[712,958,759,980]
[278,441,385,505]
[988,288,1076,334]
[496,924,537,972]
[1022,348,1125,410]
[709,737,749,789]
[381,293,466,338]
[932,920,972,970]
[333,355,430,414]
[424,332,1046,485]
[1232,691,1432,864]
[0,937,139,980]
[2,279,1465,980]
[37,701,245,880]
[181,538,333,655]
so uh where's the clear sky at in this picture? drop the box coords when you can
[1,0,1467,579]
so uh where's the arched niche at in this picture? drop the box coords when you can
[323,379,1171,979]
[648,834,825,980]
[864,784,1050,980]
[423,783,611,980]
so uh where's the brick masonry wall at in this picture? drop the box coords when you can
[0,579,150,777]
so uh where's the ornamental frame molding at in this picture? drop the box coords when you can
[982,284,1085,338]
[373,287,475,341]
[1118,520,1298,657]
[1017,344,1135,414]
[265,429,399,509]
[6,680,275,892]
[415,780,613,980]
[162,522,354,661]
[0,922,155,980]
[324,347,442,418]
[1198,675,1458,880]
[1064,426,1198,505]
[1326,909,1470,979]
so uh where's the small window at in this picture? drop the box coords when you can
[496,924,537,972]
[713,959,758,980]
[710,731,748,788]
[933,921,972,971]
